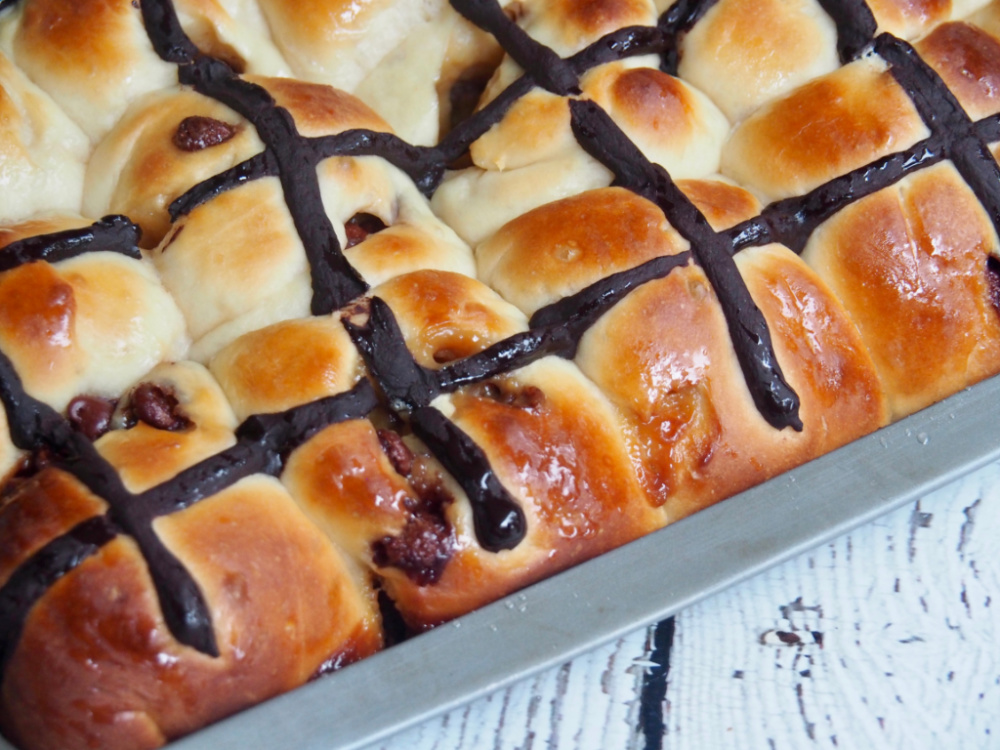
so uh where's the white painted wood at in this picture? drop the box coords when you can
[662,461,1000,750]
[363,461,1000,750]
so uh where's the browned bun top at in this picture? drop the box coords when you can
[514,0,657,54]
[95,362,237,493]
[678,0,840,122]
[915,19,1000,119]
[0,469,108,589]
[0,216,187,411]
[4,0,285,142]
[10,0,172,141]
[477,187,686,314]
[209,317,361,422]
[87,78,393,250]
[576,247,888,521]
[676,178,763,230]
[722,56,929,201]
[3,0,1000,747]
[85,87,261,249]
[1,474,380,750]
[372,269,527,366]
[802,161,1000,418]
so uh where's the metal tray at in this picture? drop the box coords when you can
[5,374,1000,750]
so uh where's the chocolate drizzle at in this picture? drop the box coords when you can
[140,0,367,316]
[3,0,1000,687]
[437,252,694,391]
[0,515,118,677]
[343,298,527,550]
[0,331,378,664]
[0,216,142,274]
[409,406,525,553]
[448,0,579,96]
[726,142,944,254]
[813,0,877,63]
[569,99,802,430]
[0,350,219,656]
[169,151,278,219]
[875,34,1000,230]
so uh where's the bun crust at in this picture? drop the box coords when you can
[1,0,999,746]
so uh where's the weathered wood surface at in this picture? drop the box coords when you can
[366,460,1000,749]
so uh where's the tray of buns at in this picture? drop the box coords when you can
[1,0,999,748]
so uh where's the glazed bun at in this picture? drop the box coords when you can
[2,0,1000,747]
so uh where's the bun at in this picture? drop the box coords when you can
[1,0,999,747]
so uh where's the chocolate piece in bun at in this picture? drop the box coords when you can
[1,0,1000,747]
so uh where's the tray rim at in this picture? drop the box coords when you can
[5,375,1000,750]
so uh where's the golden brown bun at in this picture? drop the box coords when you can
[283,270,660,628]
[285,360,662,630]
[84,87,265,249]
[915,19,1000,120]
[512,0,657,56]
[373,269,527,364]
[129,78,474,360]
[0,469,108,588]
[678,0,840,122]
[578,247,888,519]
[209,317,361,422]
[868,0,990,40]
[96,362,238,493]
[0,0,287,142]
[152,176,314,361]
[0,216,187,411]
[4,0,1000,748]
[437,59,728,245]
[802,162,1000,418]
[0,474,380,750]
[481,187,886,520]
[86,77,392,249]
[721,56,929,202]
[476,181,760,317]
[254,0,502,143]
[676,178,763,230]
[477,186,687,314]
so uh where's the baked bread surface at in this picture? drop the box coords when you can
[1,0,1000,747]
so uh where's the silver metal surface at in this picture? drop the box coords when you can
[5,376,1000,750]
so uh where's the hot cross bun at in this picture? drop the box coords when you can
[1,0,1000,748]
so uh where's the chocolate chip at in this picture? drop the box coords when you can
[128,383,192,431]
[377,429,415,477]
[66,395,116,441]
[371,468,456,586]
[470,380,545,409]
[8,449,51,482]
[432,347,460,364]
[511,385,544,410]
[173,116,239,152]
[371,509,453,586]
[344,213,388,248]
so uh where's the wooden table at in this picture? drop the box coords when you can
[365,460,1000,749]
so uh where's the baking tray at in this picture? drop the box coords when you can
[5,374,1000,750]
